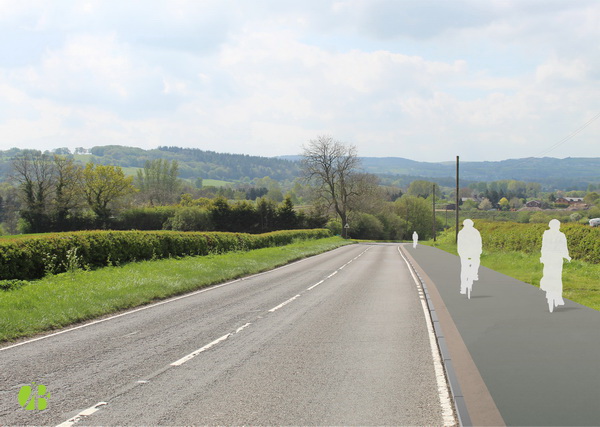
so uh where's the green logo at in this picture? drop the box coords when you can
[18,382,51,410]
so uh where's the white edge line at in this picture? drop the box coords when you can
[398,246,456,426]
[170,333,231,366]
[1,245,354,353]
[56,401,108,427]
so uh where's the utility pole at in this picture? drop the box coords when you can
[432,183,436,242]
[455,155,460,244]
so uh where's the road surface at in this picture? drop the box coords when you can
[0,243,452,426]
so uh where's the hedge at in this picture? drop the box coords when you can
[0,229,332,281]
[450,221,599,264]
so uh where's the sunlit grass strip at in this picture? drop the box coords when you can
[424,240,600,312]
[0,237,351,343]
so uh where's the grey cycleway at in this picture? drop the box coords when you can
[405,244,600,426]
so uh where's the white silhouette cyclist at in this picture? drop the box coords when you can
[457,219,482,299]
[540,219,571,312]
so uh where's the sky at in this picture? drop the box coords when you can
[0,0,599,162]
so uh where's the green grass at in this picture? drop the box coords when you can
[202,179,233,187]
[0,237,352,343]
[424,239,600,311]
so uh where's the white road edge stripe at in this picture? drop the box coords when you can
[398,246,456,426]
[56,401,108,427]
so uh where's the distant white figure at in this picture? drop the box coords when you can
[457,219,482,299]
[540,219,571,313]
[412,231,418,248]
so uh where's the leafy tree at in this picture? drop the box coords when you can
[498,197,510,211]
[509,197,523,210]
[352,213,384,240]
[136,159,181,206]
[210,196,233,231]
[393,195,433,240]
[479,198,493,210]
[276,196,298,229]
[11,150,54,233]
[82,163,137,227]
[257,197,277,232]
[407,180,438,198]
[584,192,599,205]
[52,155,83,230]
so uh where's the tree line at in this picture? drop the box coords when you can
[7,150,325,234]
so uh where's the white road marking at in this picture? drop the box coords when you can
[56,401,108,427]
[398,247,456,426]
[306,280,325,291]
[235,323,252,334]
[170,333,232,366]
[1,247,335,353]
[268,294,301,312]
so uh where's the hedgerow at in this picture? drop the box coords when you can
[442,221,599,263]
[0,229,331,280]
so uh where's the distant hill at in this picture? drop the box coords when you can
[281,155,600,190]
[1,146,598,190]
[0,146,300,183]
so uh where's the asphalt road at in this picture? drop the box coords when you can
[0,243,450,426]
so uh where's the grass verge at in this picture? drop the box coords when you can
[0,237,352,343]
[424,239,600,312]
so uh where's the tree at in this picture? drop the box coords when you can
[479,198,493,210]
[276,196,298,229]
[52,155,83,230]
[301,135,361,229]
[498,197,510,211]
[407,180,438,199]
[82,163,136,227]
[136,159,180,206]
[393,195,433,240]
[11,150,55,232]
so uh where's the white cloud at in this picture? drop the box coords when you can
[0,1,598,162]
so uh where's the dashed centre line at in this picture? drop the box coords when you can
[268,294,302,312]
[170,333,232,366]
[56,246,371,426]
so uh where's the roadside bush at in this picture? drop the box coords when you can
[0,229,332,280]
[115,206,178,230]
[167,207,213,231]
[0,279,28,291]
[352,213,384,240]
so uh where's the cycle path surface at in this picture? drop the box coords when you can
[402,244,600,427]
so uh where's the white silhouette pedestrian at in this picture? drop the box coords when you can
[457,219,482,299]
[540,219,571,313]
[412,231,418,248]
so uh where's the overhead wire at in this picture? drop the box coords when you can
[535,111,600,157]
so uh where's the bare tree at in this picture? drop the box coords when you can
[301,135,363,231]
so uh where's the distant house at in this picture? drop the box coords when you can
[556,197,584,205]
[526,200,542,208]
